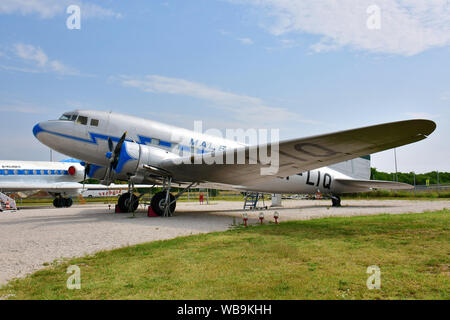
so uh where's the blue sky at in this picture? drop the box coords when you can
[0,0,449,173]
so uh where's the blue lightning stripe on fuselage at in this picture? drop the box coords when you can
[34,124,126,145]
[33,124,197,153]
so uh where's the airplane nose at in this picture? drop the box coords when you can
[33,122,44,139]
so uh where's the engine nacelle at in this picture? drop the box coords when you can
[113,141,179,182]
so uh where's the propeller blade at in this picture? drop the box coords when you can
[112,132,127,170]
[108,137,114,152]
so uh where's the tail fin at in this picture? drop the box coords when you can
[329,155,371,180]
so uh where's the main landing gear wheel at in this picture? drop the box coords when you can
[64,198,73,207]
[53,198,73,208]
[331,195,341,207]
[151,191,176,216]
[118,192,139,213]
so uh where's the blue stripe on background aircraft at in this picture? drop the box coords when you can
[0,159,149,208]
[32,110,436,216]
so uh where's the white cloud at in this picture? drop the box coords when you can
[0,0,121,19]
[8,43,80,76]
[405,112,440,119]
[237,37,254,45]
[0,105,47,114]
[227,0,450,56]
[115,74,318,125]
[441,91,450,101]
[14,43,48,66]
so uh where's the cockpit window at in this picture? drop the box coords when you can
[76,116,88,125]
[59,113,78,121]
[59,114,72,121]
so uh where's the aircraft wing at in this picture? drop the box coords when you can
[333,179,413,192]
[160,119,436,185]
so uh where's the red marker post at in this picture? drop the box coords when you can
[259,212,264,224]
[274,211,279,224]
[243,212,248,227]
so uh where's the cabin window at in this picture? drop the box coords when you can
[76,116,88,125]
[151,138,160,146]
[90,119,99,127]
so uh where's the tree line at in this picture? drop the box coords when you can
[371,168,450,185]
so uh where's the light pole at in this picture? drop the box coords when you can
[437,171,440,195]
[394,148,398,182]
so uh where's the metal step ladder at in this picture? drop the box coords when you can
[243,192,267,210]
[0,192,17,211]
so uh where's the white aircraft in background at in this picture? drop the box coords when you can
[80,189,125,198]
[0,159,146,208]
[33,110,436,215]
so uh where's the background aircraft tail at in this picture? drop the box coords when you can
[329,155,371,180]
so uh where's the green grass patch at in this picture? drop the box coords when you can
[1,210,449,300]
[344,190,450,199]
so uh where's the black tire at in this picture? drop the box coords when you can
[64,198,73,207]
[331,196,341,207]
[151,192,176,216]
[53,198,60,208]
[118,192,139,213]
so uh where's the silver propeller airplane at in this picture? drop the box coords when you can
[33,110,436,215]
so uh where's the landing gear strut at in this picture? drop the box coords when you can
[331,195,341,207]
[114,176,195,217]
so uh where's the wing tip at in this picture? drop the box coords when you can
[406,119,437,137]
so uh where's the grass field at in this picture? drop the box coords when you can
[1,210,449,300]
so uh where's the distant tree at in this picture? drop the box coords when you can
[371,168,449,185]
